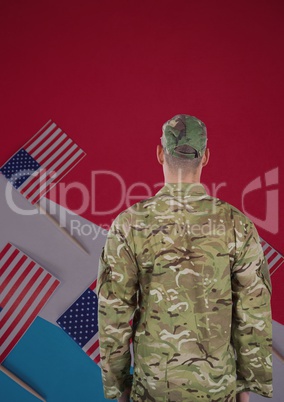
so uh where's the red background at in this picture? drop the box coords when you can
[1,0,283,321]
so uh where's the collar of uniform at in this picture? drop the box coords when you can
[155,182,208,198]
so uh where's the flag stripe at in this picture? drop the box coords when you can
[261,242,270,253]
[28,127,62,157]
[0,255,28,294]
[0,259,37,307]
[22,140,76,200]
[270,260,284,276]
[94,355,101,364]
[40,139,76,170]
[45,149,86,184]
[31,149,85,204]
[25,121,57,153]
[0,261,36,307]
[0,243,60,364]
[2,275,58,340]
[264,245,272,256]
[31,129,65,160]
[260,237,284,277]
[89,279,97,292]
[0,243,12,260]
[0,244,22,270]
[269,254,282,267]
[36,134,69,164]
[20,143,84,203]
[86,339,99,357]
[19,168,52,200]
[83,332,100,363]
[30,172,58,205]
[0,278,59,363]
[44,143,83,173]
[1,274,57,354]
[266,249,277,262]
[1,268,46,329]
[86,341,100,362]
[24,120,55,149]
[22,169,54,202]
[0,249,20,277]
[83,332,99,354]
[19,139,74,197]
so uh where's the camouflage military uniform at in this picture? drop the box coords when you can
[97,182,273,401]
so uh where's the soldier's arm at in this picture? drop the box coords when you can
[97,219,138,400]
[231,217,273,398]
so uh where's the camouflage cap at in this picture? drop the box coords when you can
[161,114,207,159]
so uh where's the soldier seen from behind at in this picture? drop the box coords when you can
[98,114,273,402]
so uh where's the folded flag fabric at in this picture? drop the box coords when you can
[57,279,100,364]
[0,243,60,363]
[0,120,86,204]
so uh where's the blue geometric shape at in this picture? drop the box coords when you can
[57,288,98,348]
[0,371,40,402]
[0,149,40,189]
[1,317,109,402]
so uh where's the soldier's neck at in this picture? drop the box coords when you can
[164,170,201,184]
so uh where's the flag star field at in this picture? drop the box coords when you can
[57,288,98,348]
[0,149,41,189]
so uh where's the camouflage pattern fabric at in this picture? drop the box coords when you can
[97,183,273,401]
[161,115,207,159]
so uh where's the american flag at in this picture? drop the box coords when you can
[0,243,60,363]
[0,120,86,204]
[56,279,100,364]
[260,237,284,276]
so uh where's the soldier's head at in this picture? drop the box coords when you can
[157,114,210,182]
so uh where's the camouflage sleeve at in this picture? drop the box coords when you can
[231,215,273,398]
[97,218,138,400]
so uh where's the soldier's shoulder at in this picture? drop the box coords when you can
[111,193,160,225]
[212,195,254,227]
